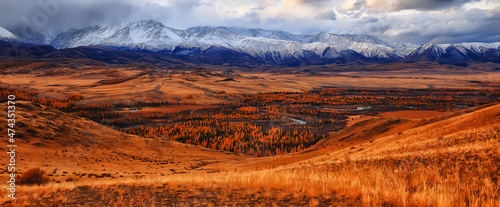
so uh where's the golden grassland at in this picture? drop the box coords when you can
[0,102,499,206]
[2,147,499,206]
[1,65,500,105]
[378,110,448,119]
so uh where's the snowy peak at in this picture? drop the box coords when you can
[186,26,303,42]
[4,26,48,44]
[411,42,500,56]
[408,44,446,59]
[51,20,187,50]
[305,32,403,58]
[406,42,500,64]
[190,26,244,42]
[0,26,16,39]
[445,42,500,54]
[308,33,387,45]
[390,42,421,57]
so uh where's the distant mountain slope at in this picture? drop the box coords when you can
[0,40,56,58]
[407,43,500,65]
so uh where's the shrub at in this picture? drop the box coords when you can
[18,168,50,185]
[67,94,84,101]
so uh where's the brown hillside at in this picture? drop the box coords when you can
[0,101,244,183]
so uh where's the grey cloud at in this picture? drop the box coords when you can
[0,0,217,36]
[344,8,367,19]
[0,0,135,35]
[345,0,479,12]
[390,0,479,11]
[243,12,262,24]
[352,16,390,37]
[375,7,500,44]
[393,0,476,10]
[362,17,378,23]
[314,10,337,20]
[295,0,330,6]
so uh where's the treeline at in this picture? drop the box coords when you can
[0,87,76,109]
[265,105,349,119]
[0,87,174,111]
[122,120,322,156]
[242,90,500,107]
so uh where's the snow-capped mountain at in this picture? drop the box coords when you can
[0,26,16,39]
[407,43,500,64]
[0,25,49,45]
[49,20,421,62]
[180,26,419,58]
[51,20,189,50]
[410,43,500,56]
[2,20,499,66]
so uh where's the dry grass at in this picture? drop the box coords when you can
[3,154,498,206]
[1,176,360,206]
[378,110,448,119]
[157,145,499,206]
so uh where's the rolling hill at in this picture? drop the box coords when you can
[0,101,244,184]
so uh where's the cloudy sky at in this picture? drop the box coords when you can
[0,0,499,44]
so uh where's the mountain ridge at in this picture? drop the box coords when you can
[1,20,500,66]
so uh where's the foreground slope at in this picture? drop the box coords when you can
[203,103,500,206]
[0,101,243,183]
[1,102,498,206]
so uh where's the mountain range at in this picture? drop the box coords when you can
[1,20,499,67]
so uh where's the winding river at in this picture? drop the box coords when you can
[290,118,307,125]
[314,106,372,112]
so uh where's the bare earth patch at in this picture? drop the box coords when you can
[378,110,448,119]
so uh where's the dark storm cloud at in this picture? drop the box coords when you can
[0,0,137,35]
[344,0,480,12]
[390,0,479,11]
[0,0,217,37]
[425,7,500,43]
[314,10,337,20]
[357,7,500,44]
